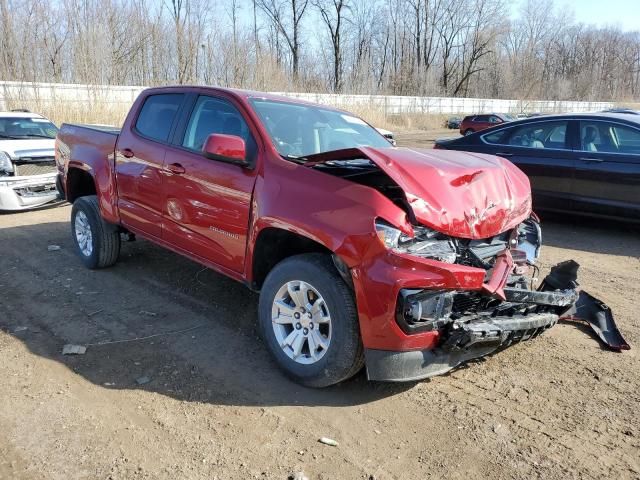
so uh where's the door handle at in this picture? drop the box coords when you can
[495,152,513,157]
[166,163,186,174]
[121,148,135,158]
[579,157,604,162]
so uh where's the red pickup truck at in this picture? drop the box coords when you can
[56,86,626,387]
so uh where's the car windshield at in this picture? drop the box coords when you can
[249,98,391,160]
[0,117,58,139]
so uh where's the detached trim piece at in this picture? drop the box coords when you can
[537,260,631,352]
[561,291,631,351]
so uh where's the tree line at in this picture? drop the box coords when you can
[1,0,639,102]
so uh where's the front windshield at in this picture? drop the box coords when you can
[0,117,58,139]
[249,98,391,159]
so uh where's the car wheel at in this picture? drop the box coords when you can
[71,195,121,269]
[464,129,474,136]
[259,253,365,387]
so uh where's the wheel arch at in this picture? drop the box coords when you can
[66,167,97,203]
[250,227,339,290]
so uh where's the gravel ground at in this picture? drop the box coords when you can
[0,130,638,479]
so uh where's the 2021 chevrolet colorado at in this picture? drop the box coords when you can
[56,86,628,387]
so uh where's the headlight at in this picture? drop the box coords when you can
[375,219,457,263]
[0,151,13,173]
[375,220,402,248]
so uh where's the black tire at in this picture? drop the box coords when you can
[259,253,364,388]
[464,128,474,136]
[70,195,120,269]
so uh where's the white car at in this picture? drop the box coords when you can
[0,111,59,210]
[375,127,396,146]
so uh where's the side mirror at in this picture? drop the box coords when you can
[203,133,248,166]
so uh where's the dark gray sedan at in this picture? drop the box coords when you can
[435,113,640,222]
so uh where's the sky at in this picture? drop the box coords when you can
[511,0,640,32]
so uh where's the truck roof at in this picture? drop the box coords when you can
[141,86,345,112]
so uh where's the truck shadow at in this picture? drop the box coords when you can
[0,220,415,408]
[4,215,629,407]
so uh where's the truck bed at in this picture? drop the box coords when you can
[57,123,120,169]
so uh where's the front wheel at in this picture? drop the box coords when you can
[259,254,364,387]
[464,128,474,136]
[71,195,121,269]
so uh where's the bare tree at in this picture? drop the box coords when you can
[257,0,309,80]
[313,0,349,92]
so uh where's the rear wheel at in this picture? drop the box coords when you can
[464,128,474,136]
[71,195,120,269]
[259,254,364,387]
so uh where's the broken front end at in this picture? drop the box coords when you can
[363,216,629,382]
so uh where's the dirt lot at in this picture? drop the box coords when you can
[1,130,639,480]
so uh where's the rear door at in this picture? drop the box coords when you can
[572,120,640,220]
[161,94,260,273]
[480,119,575,211]
[115,93,186,237]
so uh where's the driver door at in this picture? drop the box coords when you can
[162,95,259,273]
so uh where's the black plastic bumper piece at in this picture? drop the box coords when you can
[366,312,558,382]
[538,260,630,351]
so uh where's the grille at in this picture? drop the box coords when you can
[15,161,57,176]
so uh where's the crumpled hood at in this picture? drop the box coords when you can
[0,138,55,158]
[360,146,532,239]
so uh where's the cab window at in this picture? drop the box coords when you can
[182,96,257,161]
[483,121,568,149]
[135,94,184,142]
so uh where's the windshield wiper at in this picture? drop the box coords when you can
[0,134,22,139]
[281,154,308,164]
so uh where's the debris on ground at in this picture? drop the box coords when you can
[47,245,61,251]
[13,326,28,332]
[318,437,338,447]
[139,310,157,317]
[290,472,309,480]
[136,376,151,385]
[62,344,87,355]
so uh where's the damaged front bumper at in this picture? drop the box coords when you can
[366,260,629,382]
[0,173,58,211]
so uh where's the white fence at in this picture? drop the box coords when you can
[0,80,615,115]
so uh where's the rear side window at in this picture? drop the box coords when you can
[483,129,508,144]
[135,94,184,142]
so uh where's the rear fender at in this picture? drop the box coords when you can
[58,126,119,224]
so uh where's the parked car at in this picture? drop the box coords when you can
[56,86,622,387]
[435,112,640,221]
[446,116,461,129]
[459,113,513,136]
[0,111,59,210]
